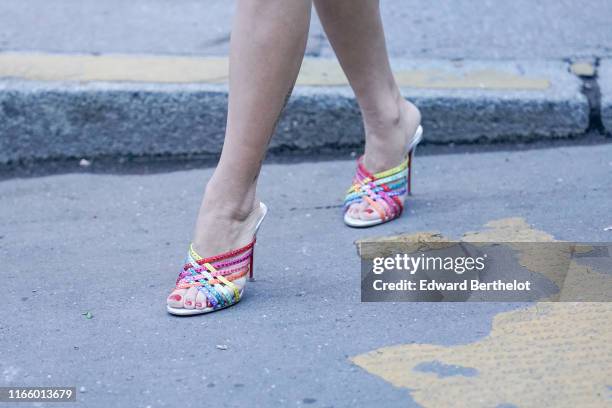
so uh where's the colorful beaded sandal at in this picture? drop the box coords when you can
[343,125,423,228]
[167,202,268,316]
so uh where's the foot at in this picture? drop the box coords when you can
[167,180,264,310]
[347,98,421,222]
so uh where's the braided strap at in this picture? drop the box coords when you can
[173,241,255,309]
[343,155,410,221]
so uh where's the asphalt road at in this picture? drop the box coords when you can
[1,143,611,407]
[1,0,611,60]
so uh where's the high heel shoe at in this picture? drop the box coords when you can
[343,126,423,228]
[167,202,268,316]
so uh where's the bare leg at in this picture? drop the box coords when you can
[314,0,421,220]
[168,0,311,309]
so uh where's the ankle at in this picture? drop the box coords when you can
[361,92,403,134]
[361,96,421,172]
[192,183,260,257]
[200,177,258,222]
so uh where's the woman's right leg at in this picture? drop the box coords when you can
[168,0,312,310]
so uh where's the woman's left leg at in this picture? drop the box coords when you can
[314,0,421,222]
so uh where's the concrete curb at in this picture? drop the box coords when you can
[599,59,612,134]
[0,56,590,164]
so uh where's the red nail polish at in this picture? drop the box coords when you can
[169,294,182,301]
[185,301,192,306]
[195,303,202,308]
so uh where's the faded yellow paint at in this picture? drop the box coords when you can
[0,52,230,83]
[355,231,452,260]
[462,218,612,301]
[352,218,612,407]
[297,58,349,86]
[462,217,555,242]
[0,52,551,90]
[570,61,596,77]
[352,303,611,408]
[393,68,550,90]
[358,218,612,301]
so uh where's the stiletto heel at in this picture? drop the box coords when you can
[344,126,423,228]
[167,202,267,316]
[407,149,413,196]
[407,142,418,195]
[248,241,255,282]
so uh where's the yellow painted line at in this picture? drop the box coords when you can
[392,68,551,90]
[570,61,596,77]
[0,53,230,84]
[0,52,551,90]
[352,218,612,408]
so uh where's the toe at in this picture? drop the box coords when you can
[359,200,388,221]
[184,287,198,309]
[346,203,357,217]
[348,201,365,218]
[356,200,375,220]
[359,206,380,221]
[195,291,207,310]
[167,289,187,308]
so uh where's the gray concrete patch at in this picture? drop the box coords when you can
[0,59,589,164]
[413,361,479,378]
[599,59,612,134]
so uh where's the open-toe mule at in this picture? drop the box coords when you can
[343,125,423,228]
[167,202,268,316]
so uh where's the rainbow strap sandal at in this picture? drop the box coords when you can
[343,126,423,228]
[167,202,267,316]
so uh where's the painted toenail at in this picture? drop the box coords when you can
[169,294,181,301]
[185,301,192,306]
[195,302,202,308]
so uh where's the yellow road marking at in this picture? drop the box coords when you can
[0,52,551,90]
[352,218,612,408]
[570,61,596,77]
